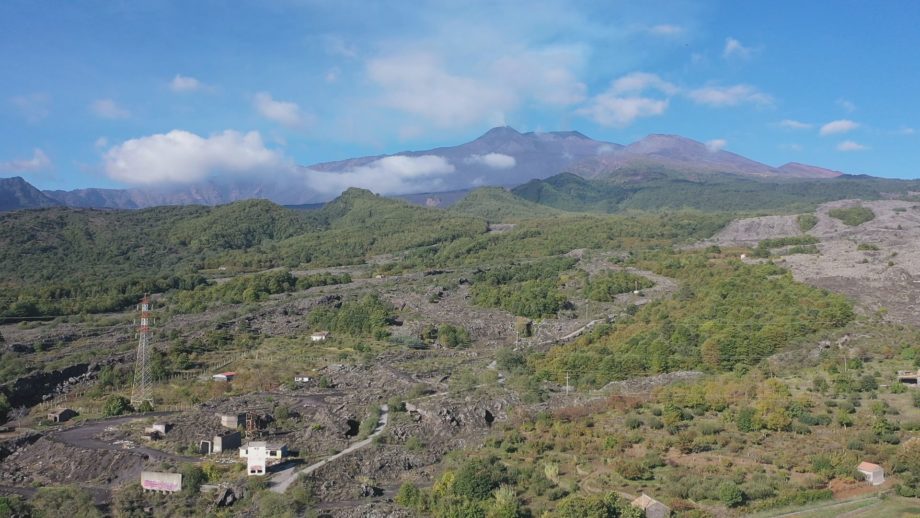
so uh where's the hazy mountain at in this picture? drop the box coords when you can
[23,127,848,210]
[0,176,61,211]
[567,134,838,180]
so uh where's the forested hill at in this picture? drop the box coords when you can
[448,187,565,222]
[0,190,486,318]
[513,172,920,213]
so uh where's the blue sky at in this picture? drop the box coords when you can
[1,0,918,191]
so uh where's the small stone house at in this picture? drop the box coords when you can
[47,408,77,423]
[219,413,243,429]
[240,441,288,476]
[631,493,670,518]
[857,461,885,486]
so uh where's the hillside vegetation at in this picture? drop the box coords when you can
[449,187,565,222]
[513,172,920,214]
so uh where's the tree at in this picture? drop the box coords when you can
[453,457,509,501]
[718,481,744,508]
[103,395,133,417]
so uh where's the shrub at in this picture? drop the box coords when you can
[103,395,133,417]
[718,481,744,507]
[828,206,875,226]
[857,243,880,251]
[453,457,510,501]
[797,214,819,232]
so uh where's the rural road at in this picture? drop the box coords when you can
[51,412,197,463]
[269,404,389,493]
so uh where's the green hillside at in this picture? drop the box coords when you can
[448,187,565,221]
[513,172,920,213]
[0,190,486,318]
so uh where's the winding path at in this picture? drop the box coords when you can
[269,404,389,493]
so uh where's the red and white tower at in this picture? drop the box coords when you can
[131,294,153,407]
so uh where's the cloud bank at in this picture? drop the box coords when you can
[0,149,52,173]
[102,130,288,185]
[464,153,516,169]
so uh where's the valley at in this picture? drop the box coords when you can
[2,184,920,517]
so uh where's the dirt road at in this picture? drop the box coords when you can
[51,412,198,463]
[269,404,389,493]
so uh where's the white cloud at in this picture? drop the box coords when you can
[324,35,357,59]
[169,74,207,93]
[837,140,868,152]
[94,137,109,149]
[305,155,455,195]
[578,72,674,127]
[368,52,515,128]
[10,93,50,123]
[0,148,52,173]
[324,67,340,83]
[722,37,752,59]
[91,98,130,119]
[779,119,812,130]
[596,144,618,155]
[706,139,727,152]
[253,92,310,128]
[103,130,288,185]
[819,119,859,136]
[610,72,678,96]
[578,96,668,127]
[896,126,916,135]
[464,153,516,169]
[837,98,857,112]
[492,47,587,106]
[648,24,684,37]
[688,84,773,107]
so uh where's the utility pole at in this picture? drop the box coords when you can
[565,372,570,397]
[131,294,153,408]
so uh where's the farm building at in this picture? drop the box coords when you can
[219,413,244,429]
[631,493,670,518]
[857,461,885,485]
[240,441,288,476]
[47,408,77,423]
[897,369,920,386]
[212,372,237,382]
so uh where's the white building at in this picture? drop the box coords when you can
[631,493,670,518]
[857,461,885,486]
[211,371,236,382]
[240,441,288,476]
[311,331,329,342]
[294,375,311,383]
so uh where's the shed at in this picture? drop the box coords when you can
[311,331,329,342]
[857,461,885,486]
[219,413,243,429]
[213,431,241,453]
[47,408,77,423]
[631,493,670,518]
[294,375,311,383]
[212,372,237,382]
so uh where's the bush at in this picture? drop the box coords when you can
[103,395,133,417]
[857,243,880,251]
[797,214,819,232]
[718,481,745,507]
[453,456,510,501]
[828,206,875,226]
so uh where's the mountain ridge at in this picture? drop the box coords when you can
[1,127,851,211]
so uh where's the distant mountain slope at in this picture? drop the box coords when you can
[567,134,833,180]
[0,176,61,211]
[13,126,859,210]
[309,126,618,190]
[448,187,565,221]
[514,172,920,213]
